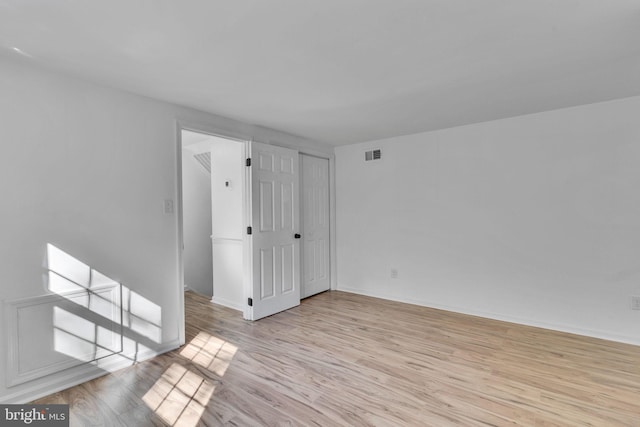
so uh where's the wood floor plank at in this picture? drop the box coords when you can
[33,290,640,426]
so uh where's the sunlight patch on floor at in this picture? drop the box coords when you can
[179,331,238,376]
[143,363,215,427]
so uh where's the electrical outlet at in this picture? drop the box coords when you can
[390,268,398,279]
[631,296,640,310]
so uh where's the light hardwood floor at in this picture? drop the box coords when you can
[34,290,640,426]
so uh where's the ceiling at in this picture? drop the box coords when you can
[1,1,639,146]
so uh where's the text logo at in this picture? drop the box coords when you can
[1,405,69,426]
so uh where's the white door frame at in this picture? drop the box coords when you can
[300,153,332,298]
[242,139,252,319]
[175,120,337,336]
[299,150,337,293]
[175,121,249,342]
[175,124,185,345]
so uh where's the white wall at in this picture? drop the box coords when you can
[336,96,640,345]
[210,141,244,241]
[0,55,332,403]
[210,139,244,310]
[181,150,213,296]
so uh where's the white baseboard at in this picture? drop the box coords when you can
[211,296,243,312]
[1,340,180,404]
[338,286,640,347]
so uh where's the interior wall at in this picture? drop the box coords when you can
[335,96,640,345]
[210,139,244,310]
[181,148,213,296]
[0,55,332,403]
[0,56,183,403]
[210,140,244,241]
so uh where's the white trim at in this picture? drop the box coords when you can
[176,115,333,157]
[212,237,243,244]
[338,287,640,347]
[1,340,180,404]
[5,286,123,388]
[211,296,244,312]
[177,118,275,148]
[292,146,332,159]
[293,150,336,292]
[299,153,333,297]
[175,122,186,347]
[243,140,253,320]
[328,154,337,291]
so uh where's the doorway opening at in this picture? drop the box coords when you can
[180,129,245,311]
[177,127,332,328]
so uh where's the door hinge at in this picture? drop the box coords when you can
[247,226,252,235]
[246,158,252,167]
[248,298,253,307]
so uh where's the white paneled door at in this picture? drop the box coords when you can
[301,154,331,298]
[247,142,301,320]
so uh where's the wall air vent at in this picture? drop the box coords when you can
[364,149,382,161]
[193,152,211,173]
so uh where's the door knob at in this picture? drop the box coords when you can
[294,234,301,239]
